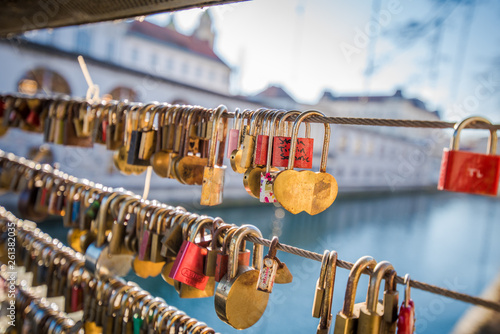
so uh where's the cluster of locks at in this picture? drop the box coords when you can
[0,151,419,333]
[0,95,338,214]
[0,208,218,333]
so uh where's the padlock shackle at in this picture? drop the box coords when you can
[189,216,214,242]
[96,191,121,247]
[452,116,497,154]
[211,224,233,249]
[366,261,395,312]
[288,110,330,172]
[228,224,264,279]
[319,250,338,332]
[265,111,287,173]
[277,110,301,136]
[341,256,377,317]
[403,274,411,308]
[207,105,228,168]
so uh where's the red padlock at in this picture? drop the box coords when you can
[397,274,415,334]
[214,227,250,282]
[271,111,314,169]
[169,217,213,290]
[254,110,282,166]
[226,108,242,158]
[438,116,500,196]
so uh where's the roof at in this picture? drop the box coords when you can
[128,20,227,66]
[321,89,432,112]
[254,85,296,102]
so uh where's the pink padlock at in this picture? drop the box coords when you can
[226,108,242,158]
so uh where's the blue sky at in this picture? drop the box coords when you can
[150,0,500,122]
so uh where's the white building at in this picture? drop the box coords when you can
[0,13,445,203]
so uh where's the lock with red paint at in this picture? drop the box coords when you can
[271,111,314,169]
[169,217,213,290]
[438,116,500,196]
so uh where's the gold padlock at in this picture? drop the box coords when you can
[358,261,397,334]
[333,256,377,334]
[200,105,228,206]
[230,109,254,174]
[273,110,338,215]
[214,224,269,329]
[316,250,338,334]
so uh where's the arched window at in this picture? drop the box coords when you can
[17,68,71,95]
[107,86,138,102]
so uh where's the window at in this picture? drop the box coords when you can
[131,49,138,62]
[195,66,203,78]
[108,86,137,101]
[151,53,158,70]
[182,62,189,75]
[18,68,71,95]
[75,29,91,54]
[107,41,114,61]
[166,58,174,71]
[208,70,215,81]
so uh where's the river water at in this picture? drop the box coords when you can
[26,191,500,333]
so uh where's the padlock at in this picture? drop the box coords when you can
[254,109,283,165]
[105,102,125,150]
[84,195,133,278]
[113,104,147,175]
[438,116,500,196]
[200,105,228,206]
[313,250,332,318]
[178,217,218,298]
[239,109,266,169]
[243,110,281,199]
[128,103,159,166]
[64,100,93,147]
[205,221,231,277]
[273,110,339,215]
[256,236,293,293]
[256,236,280,293]
[108,197,140,255]
[214,226,250,282]
[333,256,377,334]
[382,270,399,334]
[160,209,191,258]
[214,224,269,329]
[168,216,214,291]
[358,261,396,334]
[229,109,253,174]
[151,105,182,178]
[173,107,208,185]
[226,108,242,158]
[272,110,314,168]
[397,274,415,334]
[133,206,170,279]
[316,250,338,334]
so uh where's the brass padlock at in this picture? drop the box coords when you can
[239,109,266,169]
[333,256,377,334]
[316,250,338,334]
[200,105,228,206]
[214,224,269,329]
[230,109,253,174]
[127,103,159,166]
[243,110,280,198]
[358,261,397,334]
[151,105,179,177]
[174,107,208,185]
[273,110,338,215]
[108,197,140,255]
[312,250,331,318]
